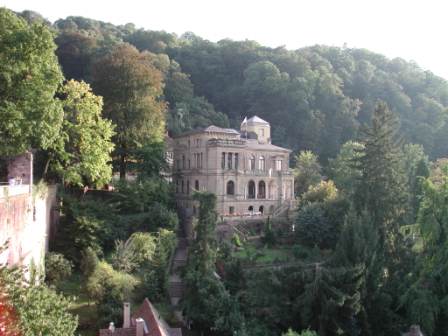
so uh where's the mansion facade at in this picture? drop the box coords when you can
[173,116,294,217]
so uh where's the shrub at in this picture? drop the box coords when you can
[86,261,139,326]
[295,203,333,249]
[80,247,99,278]
[232,233,243,247]
[302,180,338,204]
[262,218,276,247]
[292,244,310,260]
[86,261,138,303]
[283,329,318,336]
[45,252,73,288]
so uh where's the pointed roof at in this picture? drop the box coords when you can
[246,115,269,125]
[99,298,181,336]
[203,125,240,135]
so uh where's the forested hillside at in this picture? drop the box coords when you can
[37,14,448,162]
[3,8,448,336]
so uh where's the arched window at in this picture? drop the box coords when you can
[259,205,264,214]
[226,181,235,195]
[248,206,254,213]
[258,180,266,199]
[249,155,255,170]
[259,156,265,171]
[248,180,256,199]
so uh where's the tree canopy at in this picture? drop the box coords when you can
[0,8,64,156]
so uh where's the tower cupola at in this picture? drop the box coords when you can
[240,115,271,143]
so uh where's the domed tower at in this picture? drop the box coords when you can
[240,116,271,144]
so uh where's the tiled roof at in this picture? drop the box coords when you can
[131,298,171,336]
[173,125,240,138]
[245,139,290,152]
[98,298,182,336]
[203,126,240,135]
[246,116,269,124]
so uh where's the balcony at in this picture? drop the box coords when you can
[207,139,246,147]
[243,169,271,177]
[243,169,293,177]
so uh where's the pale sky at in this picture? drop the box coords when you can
[3,0,448,79]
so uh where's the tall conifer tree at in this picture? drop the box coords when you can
[354,101,408,251]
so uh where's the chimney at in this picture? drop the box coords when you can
[123,302,131,328]
[136,317,144,336]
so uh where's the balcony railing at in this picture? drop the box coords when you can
[243,169,294,177]
[207,139,246,147]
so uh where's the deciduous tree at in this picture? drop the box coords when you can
[0,8,64,156]
[92,43,166,178]
[51,80,115,187]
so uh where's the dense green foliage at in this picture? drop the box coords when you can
[0,8,64,156]
[92,44,166,178]
[401,163,448,335]
[49,14,448,163]
[294,151,322,195]
[183,193,245,335]
[0,247,77,336]
[51,80,115,187]
[45,252,73,288]
[328,141,364,195]
[4,7,448,336]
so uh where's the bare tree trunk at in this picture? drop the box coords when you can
[119,154,126,180]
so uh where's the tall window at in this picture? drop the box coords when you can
[200,153,203,168]
[226,181,235,195]
[276,159,282,171]
[176,180,179,193]
[249,155,255,170]
[235,153,239,170]
[259,156,265,171]
[182,155,185,169]
[188,159,191,169]
[228,153,233,169]
[221,152,226,169]
[181,180,184,193]
[195,180,199,190]
[248,180,256,199]
[187,180,190,194]
[258,180,266,199]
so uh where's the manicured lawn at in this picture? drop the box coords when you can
[234,244,293,264]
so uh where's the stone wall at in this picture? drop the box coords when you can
[0,185,57,278]
[7,152,33,185]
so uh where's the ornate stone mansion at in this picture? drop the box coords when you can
[173,116,294,217]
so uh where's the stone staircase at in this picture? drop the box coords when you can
[272,200,295,217]
[167,213,191,324]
